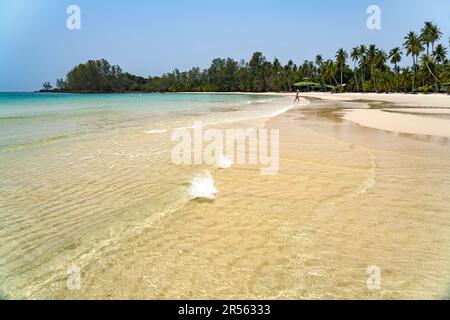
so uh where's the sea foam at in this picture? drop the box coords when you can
[144,129,167,135]
[188,171,218,200]
[216,154,233,169]
[246,98,275,104]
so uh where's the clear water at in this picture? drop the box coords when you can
[0,92,288,299]
[0,92,281,148]
[2,93,449,300]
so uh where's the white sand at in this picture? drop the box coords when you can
[299,93,450,138]
[299,92,450,108]
[386,108,450,114]
[342,109,450,137]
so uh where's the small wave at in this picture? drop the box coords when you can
[143,129,167,135]
[217,154,233,169]
[171,96,307,131]
[246,98,276,105]
[271,105,295,118]
[209,107,241,113]
[188,171,218,200]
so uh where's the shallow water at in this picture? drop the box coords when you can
[0,93,285,299]
[1,94,450,299]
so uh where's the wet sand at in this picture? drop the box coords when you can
[343,109,450,138]
[2,93,450,299]
[299,92,450,108]
[300,93,450,138]
[51,96,450,300]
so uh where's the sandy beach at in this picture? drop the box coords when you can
[3,0,450,305]
[298,92,450,108]
[2,92,450,300]
[48,93,450,300]
[298,93,450,138]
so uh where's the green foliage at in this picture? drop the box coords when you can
[53,21,450,94]
[418,85,434,93]
[57,54,306,93]
[41,82,52,92]
[61,59,134,92]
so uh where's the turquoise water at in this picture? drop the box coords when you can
[0,92,281,148]
[0,92,287,299]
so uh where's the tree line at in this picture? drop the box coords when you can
[45,21,450,94]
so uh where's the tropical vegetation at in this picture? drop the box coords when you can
[46,21,450,94]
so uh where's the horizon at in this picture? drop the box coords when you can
[1,0,449,91]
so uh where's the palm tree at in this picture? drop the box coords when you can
[429,23,442,52]
[388,47,402,73]
[350,47,360,92]
[420,54,440,90]
[421,21,442,54]
[315,54,326,90]
[366,45,378,90]
[429,24,442,51]
[404,31,424,92]
[399,68,412,92]
[358,45,367,91]
[323,60,339,89]
[375,49,388,66]
[335,48,348,89]
[433,44,448,88]
[372,50,387,92]
[389,47,402,91]
[433,44,447,65]
[315,54,323,68]
[421,22,433,55]
[42,82,52,92]
[285,59,295,91]
[376,70,393,93]
[271,58,283,91]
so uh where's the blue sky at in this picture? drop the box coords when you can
[0,0,449,91]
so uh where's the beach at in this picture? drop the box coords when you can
[299,93,450,138]
[1,92,450,299]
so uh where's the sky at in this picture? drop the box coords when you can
[0,0,449,91]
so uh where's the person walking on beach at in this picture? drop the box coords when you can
[294,91,300,103]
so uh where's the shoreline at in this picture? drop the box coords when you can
[32,91,296,96]
[23,90,450,138]
[298,92,450,108]
[2,91,450,299]
[298,92,450,138]
[33,90,450,97]
[260,97,450,299]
